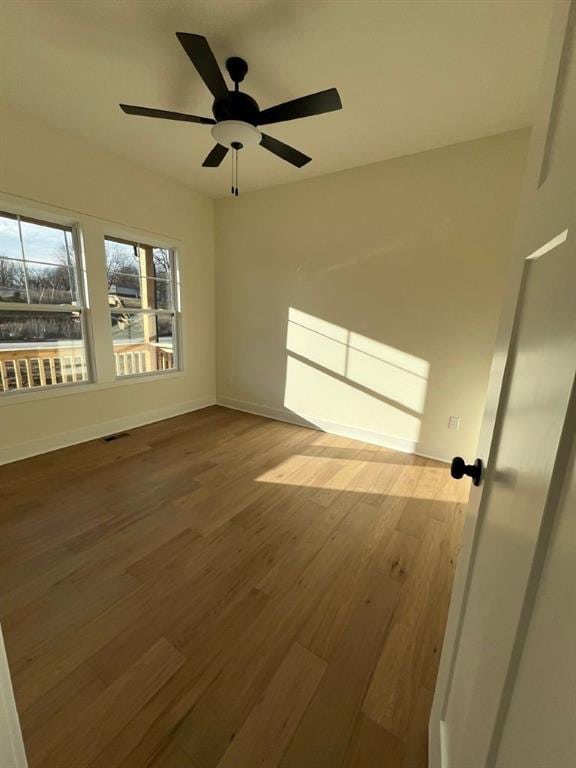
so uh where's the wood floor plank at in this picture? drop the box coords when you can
[90,658,218,768]
[255,499,347,598]
[149,741,198,768]
[4,570,139,667]
[279,569,400,768]
[42,637,185,768]
[85,522,283,685]
[0,406,465,767]
[108,590,272,768]
[297,501,389,661]
[173,527,362,765]
[343,714,405,768]
[362,519,447,740]
[20,663,105,767]
[376,529,421,584]
[402,686,434,768]
[216,642,326,768]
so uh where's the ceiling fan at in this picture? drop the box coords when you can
[119,33,342,194]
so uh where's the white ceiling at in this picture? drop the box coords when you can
[1,0,553,198]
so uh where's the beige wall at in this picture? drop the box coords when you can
[0,106,215,463]
[216,130,529,461]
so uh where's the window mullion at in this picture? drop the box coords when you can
[82,220,116,383]
[109,308,174,316]
[63,230,76,305]
[0,302,84,313]
[16,215,32,304]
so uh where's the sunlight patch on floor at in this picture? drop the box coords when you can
[255,454,454,500]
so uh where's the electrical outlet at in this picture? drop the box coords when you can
[448,415,461,431]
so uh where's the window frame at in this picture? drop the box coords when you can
[0,210,93,397]
[104,236,181,380]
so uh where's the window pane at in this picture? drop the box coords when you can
[25,260,76,304]
[106,276,172,310]
[105,240,139,278]
[153,278,172,310]
[1,214,80,305]
[108,272,142,309]
[152,248,171,279]
[0,257,76,305]
[106,240,142,310]
[0,214,22,260]
[0,258,27,303]
[20,220,73,265]
[0,311,88,392]
[111,312,175,376]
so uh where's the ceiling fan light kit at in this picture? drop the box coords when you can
[119,32,342,196]
[211,120,261,149]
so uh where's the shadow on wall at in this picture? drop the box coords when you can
[283,307,430,453]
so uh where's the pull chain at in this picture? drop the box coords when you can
[230,141,242,197]
[235,149,239,197]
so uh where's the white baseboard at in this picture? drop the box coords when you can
[217,396,450,463]
[2,394,450,466]
[1,395,216,465]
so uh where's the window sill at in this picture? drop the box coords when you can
[0,369,185,406]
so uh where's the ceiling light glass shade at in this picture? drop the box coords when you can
[211,120,262,148]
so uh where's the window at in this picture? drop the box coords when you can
[0,211,90,393]
[104,237,178,377]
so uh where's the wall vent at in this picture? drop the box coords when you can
[102,432,129,442]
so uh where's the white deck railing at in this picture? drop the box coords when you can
[0,349,174,392]
[0,355,87,391]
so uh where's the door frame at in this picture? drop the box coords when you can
[429,2,576,766]
[0,626,28,768]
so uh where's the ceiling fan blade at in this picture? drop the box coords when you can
[260,133,311,168]
[176,33,229,100]
[120,104,215,124]
[258,88,342,126]
[203,143,229,167]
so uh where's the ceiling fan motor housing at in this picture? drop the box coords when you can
[212,90,259,125]
[211,60,262,149]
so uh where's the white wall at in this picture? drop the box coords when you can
[0,105,215,463]
[215,130,529,461]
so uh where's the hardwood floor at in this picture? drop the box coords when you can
[0,405,469,767]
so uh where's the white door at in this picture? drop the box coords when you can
[430,2,576,767]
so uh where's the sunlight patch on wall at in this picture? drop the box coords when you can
[284,308,429,443]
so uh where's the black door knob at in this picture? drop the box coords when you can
[451,456,483,486]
